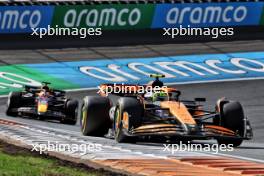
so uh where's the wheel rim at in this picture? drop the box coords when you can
[114,108,122,136]
[81,106,87,133]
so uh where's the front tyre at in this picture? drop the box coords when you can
[6,92,22,116]
[217,101,245,147]
[114,97,143,143]
[81,96,111,136]
[61,100,78,125]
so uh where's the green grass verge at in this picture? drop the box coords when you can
[0,141,112,176]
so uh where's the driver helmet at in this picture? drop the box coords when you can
[152,78,163,88]
[152,92,168,101]
[42,85,49,92]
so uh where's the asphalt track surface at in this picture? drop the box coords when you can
[0,40,264,161]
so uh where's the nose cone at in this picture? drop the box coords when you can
[38,104,48,113]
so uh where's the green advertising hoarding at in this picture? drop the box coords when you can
[0,65,79,95]
[261,6,264,25]
[52,4,155,30]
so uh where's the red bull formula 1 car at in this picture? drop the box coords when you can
[6,82,78,125]
[80,74,253,146]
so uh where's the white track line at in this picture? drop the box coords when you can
[2,117,264,163]
[0,95,8,98]
[30,123,264,163]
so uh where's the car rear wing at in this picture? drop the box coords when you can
[52,89,66,96]
[24,85,42,93]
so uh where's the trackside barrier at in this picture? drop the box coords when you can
[0,2,264,47]
[0,2,263,33]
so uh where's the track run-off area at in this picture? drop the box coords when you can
[0,40,264,175]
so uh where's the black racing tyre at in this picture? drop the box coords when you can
[213,100,229,125]
[217,101,245,147]
[80,96,111,136]
[114,97,143,143]
[61,100,78,125]
[6,92,22,116]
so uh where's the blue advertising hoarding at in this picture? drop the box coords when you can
[152,2,264,28]
[0,2,263,33]
[0,6,54,33]
[24,51,264,88]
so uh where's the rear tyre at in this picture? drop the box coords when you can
[115,97,143,143]
[81,96,111,136]
[61,100,78,125]
[6,92,22,116]
[213,99,229,125]
[217,101,244,147]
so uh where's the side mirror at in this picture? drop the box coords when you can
[195,98,206,102]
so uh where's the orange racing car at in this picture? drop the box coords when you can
[80,74,253,146]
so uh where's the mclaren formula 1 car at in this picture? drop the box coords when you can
[80,74,253,146]
[6,82,78,125]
